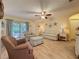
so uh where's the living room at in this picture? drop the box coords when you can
[0,0,79,59]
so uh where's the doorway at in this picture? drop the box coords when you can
[69,14,79,40]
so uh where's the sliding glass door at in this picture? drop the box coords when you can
[11,22,20,39]
[11,22,29,39]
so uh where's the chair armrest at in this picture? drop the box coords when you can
[27,42,33,54]
[14,42,33,51]
[27,42,33,50]
[14,43,28,50]
[14,42,33,54]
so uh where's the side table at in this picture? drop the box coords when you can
[58,34,68,41]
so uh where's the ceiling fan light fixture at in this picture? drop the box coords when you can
[41,16,45,19]
[42,12,44,15]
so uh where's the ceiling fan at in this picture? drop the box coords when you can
[19,10,52,19]
[34,11,52,19]
[19,0,52,19]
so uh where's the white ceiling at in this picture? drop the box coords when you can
[2,0,79,19]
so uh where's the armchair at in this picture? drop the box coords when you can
[1,36,34,59]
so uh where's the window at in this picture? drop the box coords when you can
[11,22,29,39]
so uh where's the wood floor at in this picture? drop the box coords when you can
[1,39,77,59]
[33,39,77,59]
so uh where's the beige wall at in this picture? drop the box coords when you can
[29,20,46,35]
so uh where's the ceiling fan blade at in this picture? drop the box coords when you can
[19,10,41,14]
[35,14,40,16]
[46,14,52,16]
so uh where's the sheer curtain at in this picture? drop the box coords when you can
[6,20,29,39]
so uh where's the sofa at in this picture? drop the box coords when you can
[1,36,34,59]
[43,32,58,40]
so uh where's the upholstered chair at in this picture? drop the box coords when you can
[1,36,34,59]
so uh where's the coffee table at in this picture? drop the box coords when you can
[30,36,43,46]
